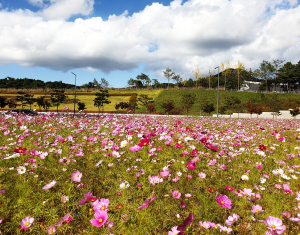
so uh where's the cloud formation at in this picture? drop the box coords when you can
[0,0,299,79]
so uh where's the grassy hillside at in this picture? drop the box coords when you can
[1,89,300,115]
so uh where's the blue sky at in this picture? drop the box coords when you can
[0,0,299,87]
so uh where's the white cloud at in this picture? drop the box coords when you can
[41,0,94,20]
[0,0,299,80]
[27,0,44,7]
[0,3,2,8]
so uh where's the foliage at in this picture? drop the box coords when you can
[16,91,27,109]
[163,68,175,89]
[146,104,156,113]
[36,96,46,112]
[180,93,196,116]
[136,73,151,87]
[77,102,87,111]
[0,96,7,110]
[93,89,111,114]
[24,94,36,110]
[202,102,215,115]
[137,94,154,114]
[161,101,175,116]
[50,90,67,113]
[290,107,300,118]
[115,102,129,112]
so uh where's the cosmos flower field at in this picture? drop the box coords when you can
[1,113,300,234]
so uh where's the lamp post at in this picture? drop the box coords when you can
[215,66,220,117]
[71,72,76,115]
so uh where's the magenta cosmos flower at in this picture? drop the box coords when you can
[42,180,56,190]
[216,194,232,209]
[90,211,108,227]
[259,216,286,234]
[19,216,34,231]
[72,170,82,182]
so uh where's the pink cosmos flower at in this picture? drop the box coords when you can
[90,211,108,227]
[94,198,110,212]
[208,159,217,165]
[138,195,156,210]
[252,205,264,213]
[129,145,143,152]
[47,225,56,234]
[42,180,56,190]
[168,226,180,235]
[72,170,82,182]
[160,170,170,178]
[281,211,291,218]
[220,226,232,234]
[284,188,293,194]
[148,175,163,185]
[19,216,34,231]
[172,190,181,199]
[290,217,300,222]
[274,184,282,189]
[216,194,232,209]
[198,172,206,179]
[199,221,211,229]
[225,214,239,225]
[78,191,93,205]
[259,216,286,234]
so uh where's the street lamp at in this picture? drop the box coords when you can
[215,66,220,117]
[71,72,76,115]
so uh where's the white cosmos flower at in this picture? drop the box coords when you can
[120,181,130,189]
[292,175,298,179]
[241,175,249,181]
[17,166,26,174]
[260,178,266,184]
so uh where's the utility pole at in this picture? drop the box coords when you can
[71,72,76,115]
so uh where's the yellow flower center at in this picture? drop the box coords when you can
[256,209,259,211]
[153,180,158,183]
[221,201,224,204]
[144,143,147,145]
[99,218,103,223]
[272,225,276,228]
[101,206,105,210]
[25,222,30,226]
[77,175,79,177]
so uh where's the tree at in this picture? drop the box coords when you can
[7,98,17,109]
[290,107,300,119]
[254,104,263,118]
[36,96,46,112]
[93,78,100,89]
[223,95,241,117]
[172,74,181,88]
[147,104,156,113]
[127,78,136,88]
[136,73,150,88]
[161,101,175,116]
[163,68,175,89]
[93,89,111,114]
[0,96,7,110]
[221,61,232,90]
[277,62,296,93]
[100,78,109,88]
[77,102,87,112]
[254,60,275,92]
[264,94,282,119]
[16,91,27,109]
[235,60,246,91]
[128,96,138,113]
[192,68,203,88]
[24,94,36,110]
[50,90,67,113]
[152,79,159,89]
[207,68,215,89]
[43,100,51,111]
[235,103,245,118]
[181,93,196,116]
[137,94,154,114]
[271,58,285,92]
[203,103,215,116]
[246,101,256,118]
[115,102,129,113]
